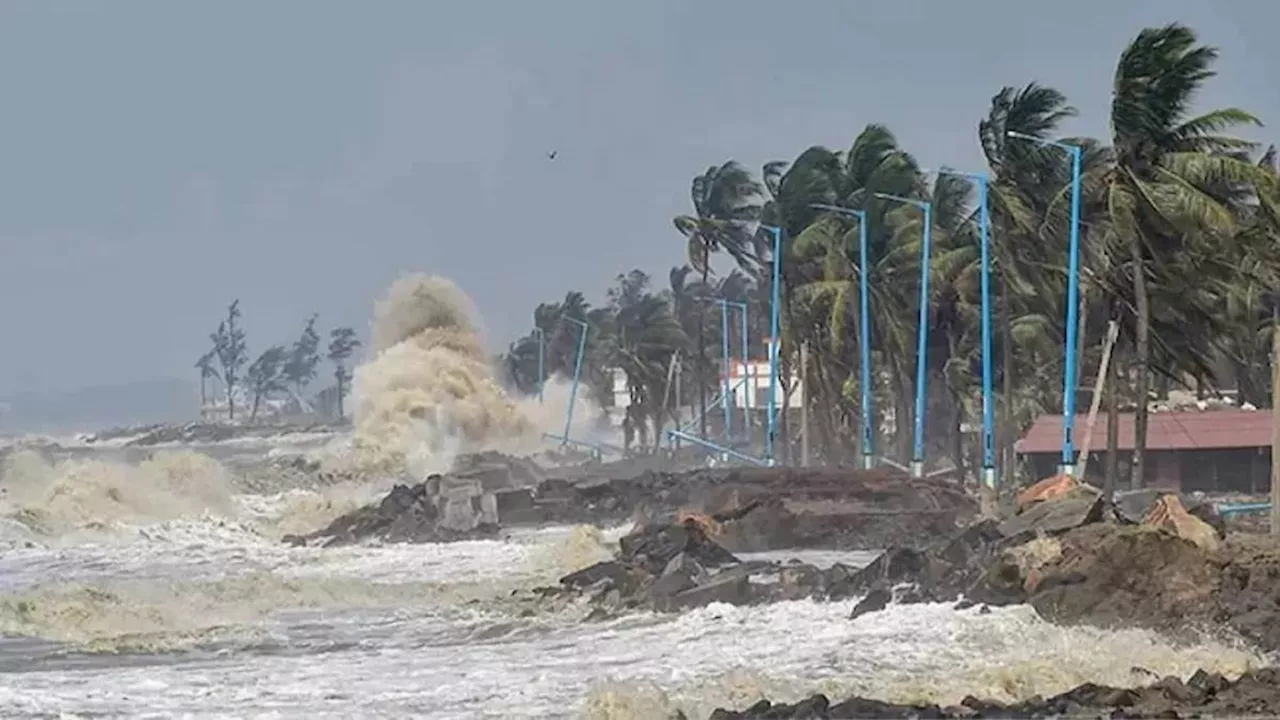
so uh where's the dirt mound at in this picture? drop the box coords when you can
[710,667,1280,719]
[1024,523,1223,633]
[840,480,1280,655]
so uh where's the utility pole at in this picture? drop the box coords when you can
[1271,305,1280,536]
[800,340,810,467]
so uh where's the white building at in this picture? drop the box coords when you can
[717,356,804,410]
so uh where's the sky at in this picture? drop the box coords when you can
[0,0,1277,399]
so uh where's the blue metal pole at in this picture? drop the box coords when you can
[977,176,996,488]
[720,299,731,442]
[912,205,933,478]
[764,224,783,466]
[811,203,875,469]
[856,213,874,470]
[1061,146,1084,476]
[1006,132,1085,477]
[563,317,589,445]
[875,194,933,478]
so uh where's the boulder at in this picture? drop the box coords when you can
[1142,494,1221,552]
[649,552,711,601]
[560,560,632,589]
[997,487,1103,539]
[665,570,753,610]
[1016,472,1079,510]
[618,518,740,574]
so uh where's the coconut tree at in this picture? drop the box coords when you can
[767,126,925,462]
[1095,23,1266,486]
[674,161,763,437]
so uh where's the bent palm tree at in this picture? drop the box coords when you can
[674,161,763,436]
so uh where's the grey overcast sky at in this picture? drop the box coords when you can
[0,1,1276,396]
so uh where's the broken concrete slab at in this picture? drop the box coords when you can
[998,489,1103,540]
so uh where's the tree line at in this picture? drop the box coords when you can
[196,300,362,421]
[500,23,1280,492]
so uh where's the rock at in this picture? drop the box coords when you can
[648,553,710,601]
[1016,472,1079,510]
[1142,494,1221,552]
[778,563,825,599]
[848,587,890,620]
[665,570,752,610]
[1114,488,1165,524]
[997,487,1102,539]
[560,560,631,589]
[618,518,740,574]
[711,667,1280,718]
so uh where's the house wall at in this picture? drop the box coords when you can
[720,360,804,411]
[1026,447,1272,494]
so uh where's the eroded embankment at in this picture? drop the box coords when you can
[710,476,1280,719]
[289,459,978,553]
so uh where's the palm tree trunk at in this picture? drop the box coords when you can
[1131,242,1151,490]
[336,373,345,419]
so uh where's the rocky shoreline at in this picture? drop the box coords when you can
[545,513,868,618]
[706,475,1280,719]
[285,454,976,551]
[708,668,1280,719]
[290,455,1280,718]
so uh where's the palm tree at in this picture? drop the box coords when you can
[978,83,1079,484]
[609,287,688,448]
[195,350,220,416]
[1097,23,1265,486]
[674,161,763,436]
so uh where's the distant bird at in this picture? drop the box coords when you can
[547,151,557,160]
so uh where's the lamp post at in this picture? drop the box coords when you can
[811,203,875,470]
[1007,131,1084,477]
[703,297,750,443]
[561,316,589,445]
[532,326,546,404]
[875,193,933,478]
[720,298,731,440]
[730,299,750,442]
[930,169,997,491]
[760,223,784,466]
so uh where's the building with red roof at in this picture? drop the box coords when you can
[1016,408,1272,492]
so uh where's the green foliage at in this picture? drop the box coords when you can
[283,315,322,395]
[326,327,362,419]
[209,300,248,420]
[505,22,1279,470]
[245,346,289,421]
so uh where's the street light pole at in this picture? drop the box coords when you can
[562,316,589,445]
[720,298,731,441]
[1007,131,1084,477]
[761,223,784,466]
[875,193,934,478]
[716,298,750,443]
[931,170,997,491]
[811,203,874,470]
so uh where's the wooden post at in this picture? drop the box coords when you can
[800,341,810,467]
[1260,341,1277,514]
[1076,320,1119,481]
